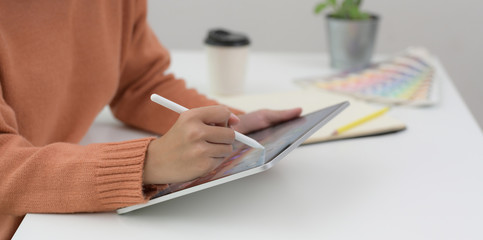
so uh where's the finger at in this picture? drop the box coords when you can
[228,113,240,127]
[265,108,302,125]
[203,125,236,144]
[188,105,232,127]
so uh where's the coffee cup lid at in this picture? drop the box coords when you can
[205,29,250,47]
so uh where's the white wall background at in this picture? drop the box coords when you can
[147,0,483,130]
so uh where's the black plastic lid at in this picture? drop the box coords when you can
[205,29,250,47]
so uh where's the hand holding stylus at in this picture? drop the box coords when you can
[143,94,301,184]
[150,94,264,149]
[144,105,240,184]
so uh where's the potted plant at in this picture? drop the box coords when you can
[314,0,379,70]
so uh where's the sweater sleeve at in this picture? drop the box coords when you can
[0,90,154,215]
[109,0,243,135]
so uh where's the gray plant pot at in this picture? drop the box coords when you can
[326,14,379,70]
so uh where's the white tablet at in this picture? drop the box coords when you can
[117,101,349,214]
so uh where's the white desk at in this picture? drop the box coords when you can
[14,51,483,240]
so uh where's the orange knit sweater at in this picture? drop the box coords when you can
[0,1,237,238]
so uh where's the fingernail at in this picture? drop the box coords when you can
[230,113,240,121]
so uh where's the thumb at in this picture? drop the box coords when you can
[265,108,302,124]
[228,113,240,127]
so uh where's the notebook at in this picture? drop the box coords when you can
[295,47,440,106]
[213,89,406,143]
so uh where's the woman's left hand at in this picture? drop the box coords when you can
[231,108,302,134]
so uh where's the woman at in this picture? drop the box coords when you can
[0,0,301,238]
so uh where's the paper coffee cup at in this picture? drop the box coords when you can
[205,29,250,95]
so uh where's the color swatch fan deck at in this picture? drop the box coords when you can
[298,47,439,106]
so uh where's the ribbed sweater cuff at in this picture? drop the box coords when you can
[94,137,156,209]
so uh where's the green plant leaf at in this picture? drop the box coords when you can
[350,0,362,7]
[315,0,370,19]
[314,2,329,14]
[348,6,360,19]
[328,0,337,7]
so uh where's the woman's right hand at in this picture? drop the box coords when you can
[143,105,239,184]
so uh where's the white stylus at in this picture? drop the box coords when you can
[150,94,265,149]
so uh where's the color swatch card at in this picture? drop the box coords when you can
[296,47,440,106]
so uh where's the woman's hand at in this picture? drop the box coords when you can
[143,105,239,184]
[143,106,301,185]
[233,108,302,134]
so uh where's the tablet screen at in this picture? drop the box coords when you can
[150,104,343,200]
